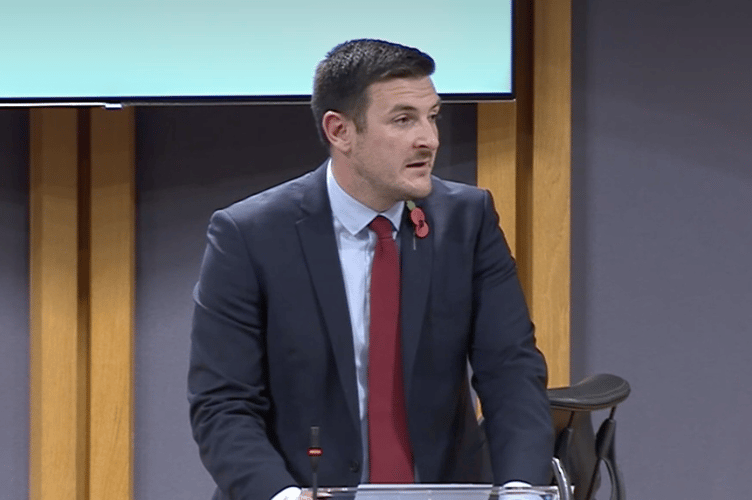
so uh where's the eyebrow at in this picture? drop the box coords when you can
[388,99,442,114]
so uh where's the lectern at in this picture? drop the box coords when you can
[309,484,562,500]
[306,458,572,500]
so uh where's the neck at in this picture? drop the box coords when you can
[329,157,396,212]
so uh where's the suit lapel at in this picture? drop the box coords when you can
[295,165,360,430]
[399,204,433,397]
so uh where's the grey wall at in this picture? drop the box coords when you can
[134,104,476,499]
[571,1,752,498]
[0,110,29,499]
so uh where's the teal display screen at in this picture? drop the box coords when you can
[0,0,513,101]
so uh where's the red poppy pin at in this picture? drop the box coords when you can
[406,200,429,238]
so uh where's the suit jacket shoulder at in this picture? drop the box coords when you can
[220,166,324,228]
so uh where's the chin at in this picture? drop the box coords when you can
[406,182,433,201]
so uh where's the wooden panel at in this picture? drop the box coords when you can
[88,107,136,500]
[477,101,518,253]
[513,0,535,301]
[29,108,88,500]
[530,0,572,387]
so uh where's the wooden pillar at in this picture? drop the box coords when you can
[29,107,135,500]
[529,0,572,386]
[477,0,571,387]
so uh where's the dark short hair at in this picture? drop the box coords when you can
[311,39,435,146]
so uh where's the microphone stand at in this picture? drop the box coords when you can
[308,426,322,500]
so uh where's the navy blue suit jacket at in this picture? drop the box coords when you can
[188,163,553,500]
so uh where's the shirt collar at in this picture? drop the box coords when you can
[326,159,404,236]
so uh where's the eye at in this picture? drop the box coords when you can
[394,115,412,125]
[429,112,442,123]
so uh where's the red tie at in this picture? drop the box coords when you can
[367,215,414,483]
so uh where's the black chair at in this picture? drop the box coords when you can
[548,374,631,500]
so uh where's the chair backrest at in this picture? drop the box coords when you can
[548,374,630,500]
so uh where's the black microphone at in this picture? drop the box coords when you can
[308,426,322,500]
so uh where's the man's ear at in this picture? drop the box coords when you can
[322,111,354,154]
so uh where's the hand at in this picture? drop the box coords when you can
[298,489,332,500]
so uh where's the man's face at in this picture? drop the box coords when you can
[348,76,441,211]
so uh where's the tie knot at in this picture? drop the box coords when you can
[369,215,394,240]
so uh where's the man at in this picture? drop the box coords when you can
[188,39,553,500]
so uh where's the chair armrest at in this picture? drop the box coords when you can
[548,374,630,411]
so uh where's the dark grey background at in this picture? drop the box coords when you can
[0,109,29,500]
[2,0,751,498]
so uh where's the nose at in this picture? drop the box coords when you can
[416,117,439,151]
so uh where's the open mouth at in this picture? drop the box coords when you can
[406,161,430,168]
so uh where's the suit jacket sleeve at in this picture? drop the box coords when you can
[188,209,296,500]
[469,190,553,485]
